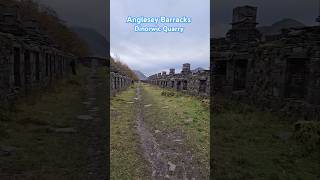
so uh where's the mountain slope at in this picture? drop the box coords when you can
[72,27,108,57]
[258,18,305,35]
[191,67,205,74]
[133,70,147,80]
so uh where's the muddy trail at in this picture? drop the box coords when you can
[80,59,108,180]
[134,82,205,180]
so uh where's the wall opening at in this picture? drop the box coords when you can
[35,52,40,81]
[199,80,207,93]
[13,47,21,86]
[114,77,117,89]
[233,59,248,90]
[285,58,308,99]
[214,61,227,92]
[117,77,120,89]
[215,61,227,76]
[59,57,63,77]
[171,81,174,88]
[45,54,49,77]
[53,56,56,74]
[49,55,53,78]
[183,80,188,90]
[177,81,181,91]
[24,50,31,85]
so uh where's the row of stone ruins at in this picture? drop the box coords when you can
[147,63,210,97]
[212,6,320,119]
[110,72,133,96]
[0,3,76,106]
[110,58,134,96]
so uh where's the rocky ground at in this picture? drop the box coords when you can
[110,83,210,180]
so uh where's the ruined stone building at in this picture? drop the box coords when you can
[147,63,210,97]
[110,63,133,96]
[0,3,76,106]
[212,6,320,119]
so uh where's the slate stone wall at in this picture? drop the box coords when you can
[147,64,210,97]
[0,3,76,106]
[110,72,133,96]
[212,5,320,120]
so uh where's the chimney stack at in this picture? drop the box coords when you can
[169,68,175,75]
[181,63,191,74]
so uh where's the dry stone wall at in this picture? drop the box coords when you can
[0,3,76,106]
[212,5,320,120]
[147,63,210,97]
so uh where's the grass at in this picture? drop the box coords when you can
[0,66,91,179]
[212,96,320,180]
[110,84,151,180]
[140,83,210,176]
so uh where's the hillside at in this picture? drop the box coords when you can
[258,18,305,35]
[191,67,205,74]
[72,27,108,57]
[133,70,147,80]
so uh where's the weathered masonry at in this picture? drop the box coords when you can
[212,5,320,119]
[110,72,133,96]
[110,62,133,96]
[0,3,76,106]
[147,63,210,97]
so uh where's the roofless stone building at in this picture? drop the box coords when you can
[147,63,210,97]
[0,2,76,106]
[212,5,320,119]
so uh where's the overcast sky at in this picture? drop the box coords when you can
[212,0,319,37]
[37,0,319,75]
[111,0,210,76]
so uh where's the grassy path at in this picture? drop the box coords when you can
[110,84,151,179]
[110,83,209,179]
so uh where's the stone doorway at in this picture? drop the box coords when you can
[233,60,248,91]
[215,61,227,76]
[183,80,188,90]
[199,80,207,93]
[285,59,308,99]
[177,81,181,91]
[24,50,31,85]
[214,61,227,92]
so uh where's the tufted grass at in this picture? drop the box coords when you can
[211,96,320,180]
[0,66,93,179]
[141,83,210,177]
[110,84,151,180]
